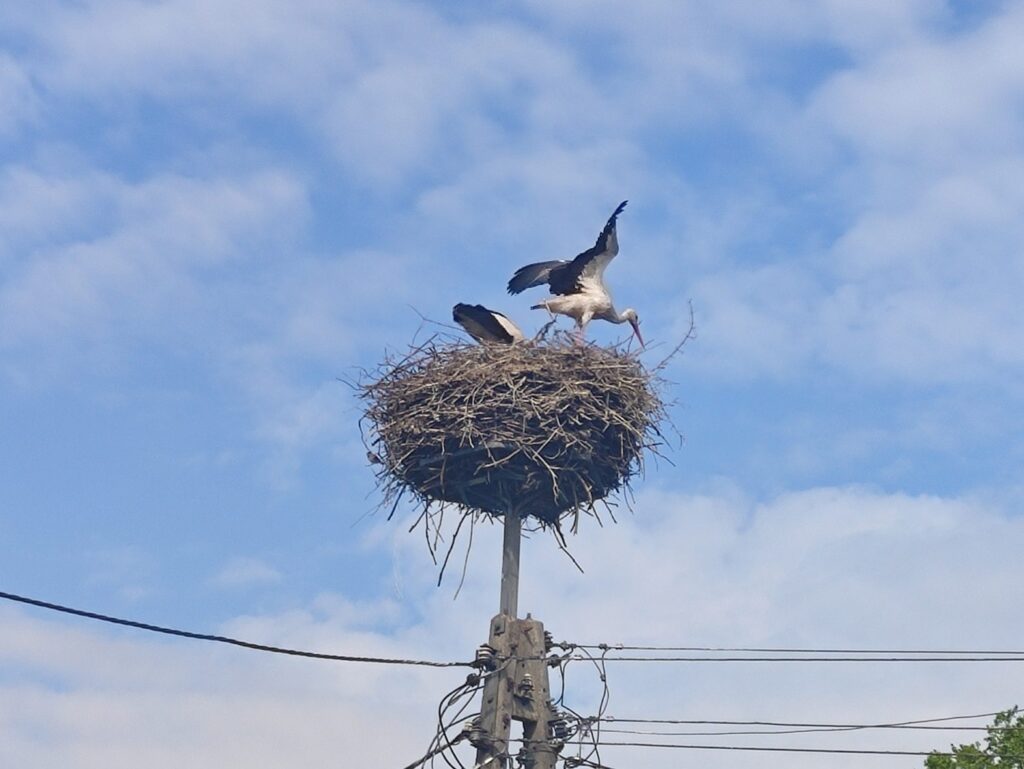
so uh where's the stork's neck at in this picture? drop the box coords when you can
[599,306,630,324]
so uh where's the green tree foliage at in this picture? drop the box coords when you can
[926,708,1024,769]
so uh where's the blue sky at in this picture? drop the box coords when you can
[3,1,1024,767]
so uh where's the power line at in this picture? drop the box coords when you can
[578,654,1024,662]
[573,643,1024,655]
[400,735,465,769]
[551,660,1023,761]
[599,723,1024,737]
[588,741,1016,757]
[600,711,1000,728]
[600,725,997,737]
[0,589,471,668]
[523,733,1024,760]
[593,711,1024,736]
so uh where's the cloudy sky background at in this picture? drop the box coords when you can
[2,1,1024,766]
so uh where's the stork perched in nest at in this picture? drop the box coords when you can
[507,200,643,347]
[452,303,525,344]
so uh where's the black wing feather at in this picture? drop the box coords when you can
[506,260,567,295]
[452,303,516,344]
[547,200,628,295]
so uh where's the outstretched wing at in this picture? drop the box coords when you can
[547,200,627,296]
[506,260,567,295]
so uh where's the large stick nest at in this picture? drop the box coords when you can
[359,336,669,532]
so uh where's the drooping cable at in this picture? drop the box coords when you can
[0,589,470,668]
[573,642,1024,655]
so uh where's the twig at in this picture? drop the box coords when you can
[652,300,696,372]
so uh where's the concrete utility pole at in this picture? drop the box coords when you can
[470,508,562,769]
[499,508,522,619]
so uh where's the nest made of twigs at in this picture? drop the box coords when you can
[358,336,669,532]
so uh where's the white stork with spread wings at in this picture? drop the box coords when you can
[452,303,525,344]
[507,200,642,346]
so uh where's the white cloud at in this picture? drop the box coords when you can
[319,15,605,187]
[816,160,1024,384]
[809,3,1024,164]
[0,54,38,137]
[0,163,360,474]
[0,608,446,768]
[9,0,603,190]
[414,141,649,253]
[677,160,1024,386]
[0,168,308,349]
[0,165,119,262]
[83,546,158,603]
[618,3,1024,388]
[3,0,1021,489]
[211,557,282,589]
[2,3,1023,765]
[20,0,353,107]
[685,263,821,380]
[3,483,1023,768]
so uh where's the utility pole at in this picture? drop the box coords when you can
[469,508,563,768]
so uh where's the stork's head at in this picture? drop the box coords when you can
[622,308,644,348]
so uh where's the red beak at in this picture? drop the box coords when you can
[629,318,644,348]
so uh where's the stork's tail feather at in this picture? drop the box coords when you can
[507,260,566,294]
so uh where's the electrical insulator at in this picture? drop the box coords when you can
[517,672,535,698]
[550,717,570,741]
[474,643,497,670]
[543,630,554,650]
[464,718,488,749]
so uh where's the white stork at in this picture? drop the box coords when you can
[506,200,643,347]
[452,303,525,344]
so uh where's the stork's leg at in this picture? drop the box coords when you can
[575,315,592,346]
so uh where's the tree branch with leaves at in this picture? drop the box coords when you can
[926,708,1024,769]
